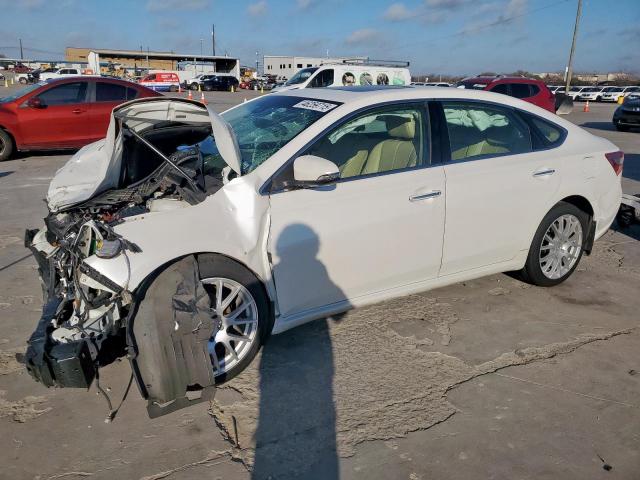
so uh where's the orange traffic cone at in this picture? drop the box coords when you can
[200,91,207,105]
[583,100,590,113]
[187,90,193,100]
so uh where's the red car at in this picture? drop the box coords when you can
[455,76,556,113]
[0,77,161,161]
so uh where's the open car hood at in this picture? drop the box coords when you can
[46,97,241,212]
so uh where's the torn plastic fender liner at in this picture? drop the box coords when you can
[127,255,218,418]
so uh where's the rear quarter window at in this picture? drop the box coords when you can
[521,113,566,149]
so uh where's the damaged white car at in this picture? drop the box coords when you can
[25,87,622,417]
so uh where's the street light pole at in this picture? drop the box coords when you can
[564,0,583,94]
[19,38,23,60]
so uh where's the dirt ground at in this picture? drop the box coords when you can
[0,90,638,480]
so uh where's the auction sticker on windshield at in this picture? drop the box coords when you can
[292,100,339,113]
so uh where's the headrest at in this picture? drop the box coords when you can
[380,115,415,139]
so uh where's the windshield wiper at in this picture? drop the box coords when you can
[123,125,206,194]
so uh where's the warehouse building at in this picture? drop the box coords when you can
[264,55,366,79]
[65,47,240,77]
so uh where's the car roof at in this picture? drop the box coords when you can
[273,85,550,112]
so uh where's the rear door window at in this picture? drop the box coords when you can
[126,87,139,100]
[96,82,127,102]
[510,83,531,99]
[38,82,88,105]
[441,101,532,161]
[529,84,540,96]
[490,83,509,95]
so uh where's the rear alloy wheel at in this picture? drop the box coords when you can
[520,202,588,286]
[0,129,14,162]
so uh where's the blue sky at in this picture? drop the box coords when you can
[0,0,638,75]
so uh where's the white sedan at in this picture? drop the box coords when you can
[25,87,623,417]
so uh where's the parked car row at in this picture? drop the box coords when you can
[548,85,640,102]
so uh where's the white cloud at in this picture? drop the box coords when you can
[247,1,267,16]
[0,0,45,9]
[384,3,414,21]
[296,0,316,10]
[425,0,471,10]
[146,0,209,11]
[345,28,381,45]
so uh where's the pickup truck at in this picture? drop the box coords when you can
[39,67,82,82]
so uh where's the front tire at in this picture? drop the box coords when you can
[615,123,629,132]
[197,254,271,383]
[520,202,589,287]
[0,129,14,161]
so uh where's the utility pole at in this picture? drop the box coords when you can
[212,24,216,56]
[564,0,582,94]
[255,50,259,76]
[19,38,23,60]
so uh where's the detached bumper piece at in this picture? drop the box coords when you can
[25,298,96,389]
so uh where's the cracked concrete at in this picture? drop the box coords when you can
[209,308,635,477]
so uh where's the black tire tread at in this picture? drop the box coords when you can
[520,201,589,287]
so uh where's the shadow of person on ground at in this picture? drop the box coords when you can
[252,224,347,480]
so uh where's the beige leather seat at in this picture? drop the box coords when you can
[362,115,418,175]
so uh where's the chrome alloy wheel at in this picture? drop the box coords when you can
[201,277,259,377]
[539,214,583,280]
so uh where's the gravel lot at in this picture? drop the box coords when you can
[0,89,638,480]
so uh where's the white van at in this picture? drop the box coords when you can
[272,61,411,92]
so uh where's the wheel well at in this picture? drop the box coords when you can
[560,195,594,218]
[559,195,596,254]
[0,126,16,148]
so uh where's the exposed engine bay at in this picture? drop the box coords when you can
[24,99,231,416]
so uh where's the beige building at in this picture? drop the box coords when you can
[65,47,240,76]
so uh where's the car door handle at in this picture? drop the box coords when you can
[409,190,442,202]
[71,109,85,114]
[532,168,555,177]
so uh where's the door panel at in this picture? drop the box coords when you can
[438,100,561,275]
[268,102,445,318]
[269,168,446,317]
[18,81,90,148]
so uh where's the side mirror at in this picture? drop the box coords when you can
[292,155,340,187]
[27,97,45,109]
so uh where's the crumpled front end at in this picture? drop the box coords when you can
[21,97,244,416]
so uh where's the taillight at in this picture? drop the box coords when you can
[605,151,624,175]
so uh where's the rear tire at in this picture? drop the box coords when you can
[520,202,589,287]
[19,77,27,84]
[0,129,14,161]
